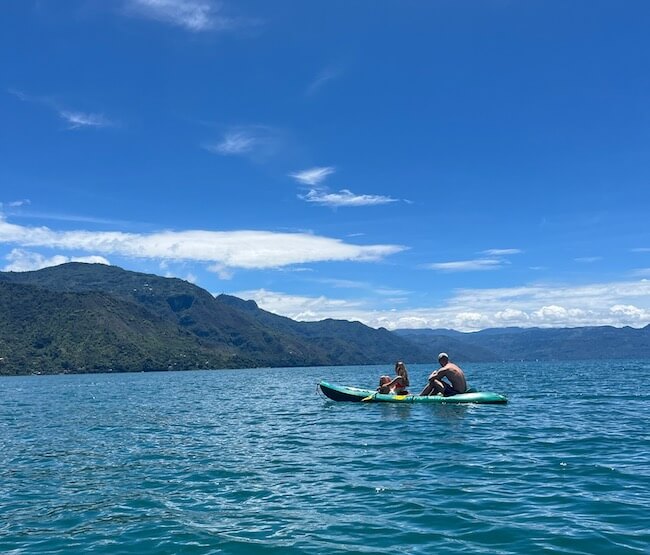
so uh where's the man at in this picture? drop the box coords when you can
[420,353,467,396]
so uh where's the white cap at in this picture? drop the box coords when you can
[438,352,449,361]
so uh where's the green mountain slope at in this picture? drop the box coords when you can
[216,294,435,364]
[0,281,233,375]
[0,263,429,374]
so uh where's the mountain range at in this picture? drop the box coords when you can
[0,263,433,375]
[393,326,650,362]
[1,263,648,375]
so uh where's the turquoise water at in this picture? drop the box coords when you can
[1,361,649,554]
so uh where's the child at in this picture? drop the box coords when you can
[376,362,410,394]
[377,375,393,393]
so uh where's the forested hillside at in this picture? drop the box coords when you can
[0,263,432,375]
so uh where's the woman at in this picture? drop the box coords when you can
[377,361,410,394]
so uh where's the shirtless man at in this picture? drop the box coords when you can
[420,353,467,396]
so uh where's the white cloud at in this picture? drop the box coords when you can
[481,248,522,256]
[315,278,409,297]
[533,304,567,320]
[11,210,134,226]
[429,249,522,272]
[3,249,109,272]
[291,166,400,207]
[207,263,234,280]
[289,166,335,186]
[233,279,650,331]
[203,126,281,159]
[229,288,365,322]
[9,89,115,131]
[388,316,429,328]
[317,277,369,289]
[7,199,31,208]
[205,131,257,155]
[532,306,590,326]
[631,248,650,253]
[301,188,399,207]
[495,308,529,323]
[59,110,113,130]
[0,215,404,270]
[425,259,503,272]
[455,312,491,329]
[609,304,647,321]
[125,0,237,32]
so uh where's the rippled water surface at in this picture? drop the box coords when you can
[1,361,649,554]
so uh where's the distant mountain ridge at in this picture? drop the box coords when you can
[0,263,435,375]
[1,262,648,375]
[394,325,650,361]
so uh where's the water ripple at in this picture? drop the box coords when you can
[1,362,649,554]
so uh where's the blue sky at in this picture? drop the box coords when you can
[2,0,650,331]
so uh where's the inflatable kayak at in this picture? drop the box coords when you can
[319,380,507,404]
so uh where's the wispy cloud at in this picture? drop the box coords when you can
[631,268,650,278]
[301,189,399,207]
[317,277,369,289]
[289,166,335,186]
[425,259,504,272]
[203,126,281,159]
[481,248,522,256]
[10,209,136,227]
[124,0,241,32]
[59,110,113,130]
[6,199,31,208]
[7,89,30,102]
[205,131,257,155]
[0,214,405,271]
[316,277,410,296]
[3,249,109,272]
[306,66,342,96]
[8,89,116,130]
[631,247,650,253]
[427,249,522,272]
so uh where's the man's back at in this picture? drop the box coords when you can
[436,362,467,393]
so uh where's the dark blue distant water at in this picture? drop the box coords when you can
[1,361,649,554]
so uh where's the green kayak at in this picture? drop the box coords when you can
[319,380,508,404]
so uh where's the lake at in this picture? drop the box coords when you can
[1,361,648,554]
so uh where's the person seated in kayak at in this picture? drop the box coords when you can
[419,353,467,396]
[377,375,392,392]
[377,361,410,394]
